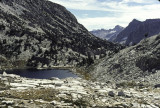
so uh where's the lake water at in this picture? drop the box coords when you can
[0,69,78,79]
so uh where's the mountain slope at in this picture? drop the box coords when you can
[91,34,160,84]
[0,0,123,70]
[114,19,160,45]
[90,25,124,41]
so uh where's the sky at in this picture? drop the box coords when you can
[49,0,160,31]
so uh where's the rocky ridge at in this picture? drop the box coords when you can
[114,19,160,45]
[0,72,160,108]
[0,0,123,70]
[91,34,160,84]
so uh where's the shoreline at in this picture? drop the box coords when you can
[0,66,90,80]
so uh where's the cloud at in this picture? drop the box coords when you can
[122,0,145,3]
[49,0,160,30]
[78,3,160,30]
[49,0,120,11]
[121,0,156,4]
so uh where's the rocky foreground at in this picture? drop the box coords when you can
[0,72,160,108]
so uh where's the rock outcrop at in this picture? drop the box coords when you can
[0,73,159,108]
[0,0,123,70]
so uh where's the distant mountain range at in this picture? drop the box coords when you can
[91,19,160,46]
[90,25,124,41]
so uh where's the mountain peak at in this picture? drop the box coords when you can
[132,18,139,21]
[114,25,123,30]
[131,19,141,24]
[91,25,124,41]
[114,18,160,45]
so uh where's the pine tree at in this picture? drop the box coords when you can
[144,33,148,38]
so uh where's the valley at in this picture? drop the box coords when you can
[0,0,160,107]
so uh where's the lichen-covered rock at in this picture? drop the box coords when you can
[2,100,14,105]
[0,74,159,107]
[108,91,115,97]
[118,91,125,97]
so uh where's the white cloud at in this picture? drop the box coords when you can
[49,0,160,30]
[82,14,89,17]
[121,0,156,4]
[49,0,121,11]
[78,3,160,30]
[78,17,127,30]
[122,0,145,3]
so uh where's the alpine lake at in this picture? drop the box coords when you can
[0,69,78,79]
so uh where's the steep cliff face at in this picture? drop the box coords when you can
[114,19,160,45]
[0,0,123,69]
[125,19,160,45]
[91,34,160,84]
